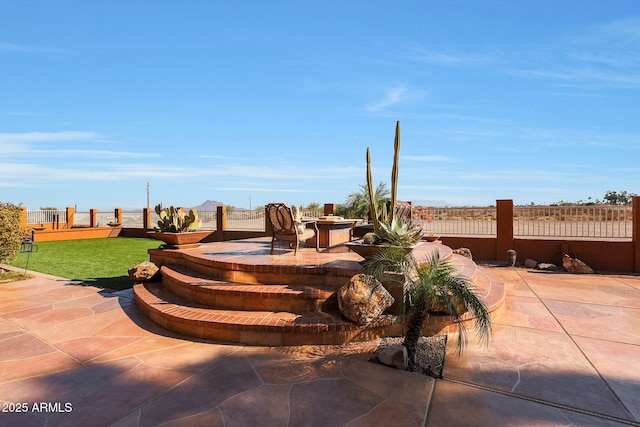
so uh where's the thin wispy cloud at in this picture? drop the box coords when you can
[402,184,503,192]
[568,51,640,68]
[507,17,640,89]
[458,169,607,184]
[538,90,605,98]
[401,43,494,67]
[443,126,640,150]
[404,155,458,162]
[29,149,159,159]
[366,84,409,112]
[507,66,640,89]
[0,131,158,160]
[0,41,39,53]
[0,41,67,54]
[0,163,122,182]
[0,160,363,187]
[0,131,103,144]
[217,187,326,194]
[580,17,640,46]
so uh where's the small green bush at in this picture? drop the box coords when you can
[0,202,27,263]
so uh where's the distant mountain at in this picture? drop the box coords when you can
[191,200,225,211]
[411,199,454,207]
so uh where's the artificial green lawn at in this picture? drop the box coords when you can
[6,237,161,290]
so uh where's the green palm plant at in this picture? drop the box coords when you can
[344,182,390,219]
[366,250,492,370]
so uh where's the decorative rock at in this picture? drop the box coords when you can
[128,261,160,282]
[453,248,473,260]
[537,263,557,271]
[337,274,394,325]
[524,258,538,269]
[562,254,594,274]
[362,232,379,245]
[378,344,408,370]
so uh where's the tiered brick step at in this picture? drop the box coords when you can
[161,265,336,313]
[134,238,505,346]
[133,282,399,346]
[147,239,455,288]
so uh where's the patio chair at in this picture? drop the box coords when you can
[265,203,319,255]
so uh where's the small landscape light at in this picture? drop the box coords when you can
[20,238,38,276]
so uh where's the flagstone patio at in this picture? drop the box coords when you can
[0,257,639,426]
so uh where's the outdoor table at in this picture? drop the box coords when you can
[314,216,362,248]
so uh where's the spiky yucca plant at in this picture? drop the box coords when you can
[377,218,422,248]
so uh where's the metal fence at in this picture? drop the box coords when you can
[198,211,217,230]
[413,207,497,236]
[24,205,633,240]
[224,208,323,231]
[74,212,91,226]
[97,212,116,225]
[70,211,118,227]
[104,209,323,231]
[513,205,632,239]
[226,210,262,230]
[26,209,67,225]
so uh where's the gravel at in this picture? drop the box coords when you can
[369,335,448,378]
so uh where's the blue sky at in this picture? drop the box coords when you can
[2,1,639,210]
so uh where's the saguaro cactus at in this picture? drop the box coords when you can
[366,147,381,235]
[365,120,402,234]
[389,120,401,223]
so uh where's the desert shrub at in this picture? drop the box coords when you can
[0,202,27,262]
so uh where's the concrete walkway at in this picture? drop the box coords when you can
[0,266,638,426]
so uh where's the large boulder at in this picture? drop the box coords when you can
[128,261,160,282]
[562,255,594,274]
[337,274,394,325]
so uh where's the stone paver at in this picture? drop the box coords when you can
[0,262,639,426]
[440,267,640,426]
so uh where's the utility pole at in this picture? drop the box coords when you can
[147,182,150,211]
